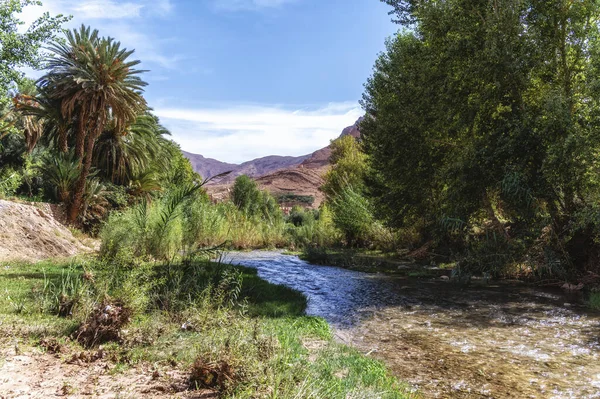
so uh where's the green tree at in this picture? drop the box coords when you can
[364,0,600,271]
[322,131,373,246]
[232,175,261,213]
[231,175,281,222]
[322,135,368,199]
[39,25,148,222]
[0,0,69,97]
[159,140,201,190]
[330,185,374,246]
[11,78,43,152]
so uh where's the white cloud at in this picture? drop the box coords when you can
[72,1,144,20]
[20,0,171,22]
[213,0,297,12]
[154,0,174,14]
[19,0,180,71]
[155,102,363,163]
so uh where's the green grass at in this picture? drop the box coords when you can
[0,259,83,343]
[0,257,415,398]
[236,264,307,317]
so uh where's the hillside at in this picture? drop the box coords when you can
[182,151,237,181]
[299,117,362,170]
[184,119,362,184]
[197,119,362,208]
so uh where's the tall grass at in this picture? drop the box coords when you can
[100,188,343,260]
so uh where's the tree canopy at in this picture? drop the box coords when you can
[362,0,600,272]
[0,0,69,97]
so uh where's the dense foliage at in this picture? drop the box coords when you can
[0,0,69,98]
[231,175,281,222]
[362,0,600,276]
[0,8,190,230]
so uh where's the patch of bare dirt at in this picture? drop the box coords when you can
[0,200,96,263]
[255,167,327,208]
[0,349,216,399]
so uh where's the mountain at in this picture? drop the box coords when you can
[182,151,309,183]
[185,118,363,208]
[182,151,237,181]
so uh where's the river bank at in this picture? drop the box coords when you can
[225,251,600,398]
[300,247,451,277]
[0,256,412,398]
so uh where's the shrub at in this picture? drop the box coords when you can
[286,204,339,249]
[100,183,200,260]
[0,167,22,197]
[231,175,282,222]
[40,152,80,203]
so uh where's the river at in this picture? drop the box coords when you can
[223,251,600,398]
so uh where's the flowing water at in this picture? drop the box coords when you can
[223,251,600,398]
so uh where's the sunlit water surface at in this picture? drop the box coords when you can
[223,251,600,398]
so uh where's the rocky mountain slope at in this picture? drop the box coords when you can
[182,151,237,181]
[299,117,361,170]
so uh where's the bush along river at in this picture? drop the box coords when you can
[223,251,600,399]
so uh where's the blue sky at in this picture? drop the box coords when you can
[22,0,398,163]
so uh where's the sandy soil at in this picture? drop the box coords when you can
[0,349,215,399]
[0,200,96,263]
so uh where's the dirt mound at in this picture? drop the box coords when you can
[0,200,94,262]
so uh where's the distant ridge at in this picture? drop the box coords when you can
[181,151,237,181]
[182,151,310,183]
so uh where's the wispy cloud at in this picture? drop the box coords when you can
[71,1,144,20]
[21,0,174,21]
[155,102,363,163]
[213,0,297,12]
[19,0,180,71]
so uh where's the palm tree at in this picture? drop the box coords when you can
[14,86,72,154]
[40,152,80,203]
[38,25,147,222]
[11,79,44,153]
[93,113,171,185]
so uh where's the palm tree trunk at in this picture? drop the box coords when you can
[75,114,87,164]
[67,133,95,223]
[59,126,68,153]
